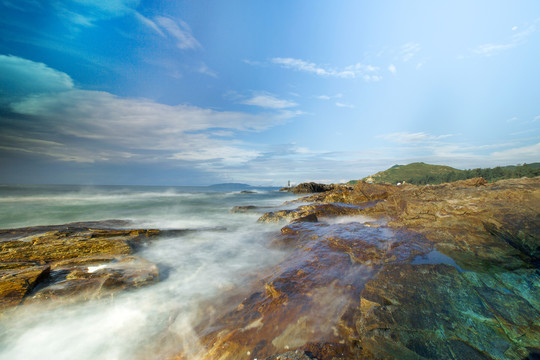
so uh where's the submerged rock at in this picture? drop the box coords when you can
[359,263,540,359]
[27,256,159,304]
[0,221,162,311]
[258,203,365,223]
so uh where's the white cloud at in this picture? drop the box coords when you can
[271,58,380,81]
[401,42,420,62]
[388,64,397,74]
[0,55,74,97]
[512,26,518,31]
[335,102,355,109]
[473,25,536,56]
[316,93,342,100]
[52,0,138,27]
[133,11,165,37]
[0,56,301,166]
[490,142,540,161]
[474,43,516,56]
[155,16,201,50]
[242,59,263,66]
[169,144,260,165]
[378,132,453,144]
[6,90,298,164]
[198,63,217,77]
[71,0,137,16]
[240,93,297,109]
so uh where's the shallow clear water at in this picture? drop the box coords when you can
[0,184,298,360]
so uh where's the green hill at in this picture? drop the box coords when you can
[361,162,462,185]
[349,162,540,185]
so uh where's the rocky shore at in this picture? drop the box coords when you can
[189,177,540,360]
[0,177,538,359]
[0,220,163,311]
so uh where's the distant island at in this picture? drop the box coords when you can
[207,183,253,190]
[349,162,540,185]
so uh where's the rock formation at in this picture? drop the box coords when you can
[185,177,540,359]
[0,221,161,310]
[1,178,539,359]
[280,182,338,194]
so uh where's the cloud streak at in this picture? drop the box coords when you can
[473,25,536,56]
[400,42,420,62]
[240,93,297,109]
[155,16,202,50]
[0,56,297,168]
[271,58,381,81]
[378,132,453,144]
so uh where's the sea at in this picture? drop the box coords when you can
[0,184,299,360]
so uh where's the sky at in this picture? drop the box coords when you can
[0,0,539,186]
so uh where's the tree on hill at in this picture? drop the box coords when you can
[356,162,540,185]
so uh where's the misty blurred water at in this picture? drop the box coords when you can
[0,184,297,360]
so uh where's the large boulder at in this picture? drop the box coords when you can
[0,221,161,311]
[282,182,335,194]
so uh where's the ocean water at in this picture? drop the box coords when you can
[0,184,298,360]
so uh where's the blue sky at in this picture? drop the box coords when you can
[0,0,539,185]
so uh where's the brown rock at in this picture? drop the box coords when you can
[0,265,50,309]
[27,255,159,304]
[258,203,363,224]
[264,350,318,359]
[181,177,540,360]
[281,182,334,194]
[0,222,162,310]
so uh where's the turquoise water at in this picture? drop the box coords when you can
[0,184,298,360]
[0,184,293,229]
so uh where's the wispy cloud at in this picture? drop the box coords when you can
[378,132,453,144]
[240,92,297,109]
[1,0,42,12]
[271,58,381,81]
[335,102,355,109]
[491,142,540,161]
[473,25,536,56]
[51,0,137,28]
[401,42,420,62]
[133,11,165,37]
[316,93,342,100]
[0,56,300,167]
[197,63,217,77]
[155,16,201,50]
[388,64,397,74]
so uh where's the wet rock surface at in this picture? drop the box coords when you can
[0,221,161,310]
[281,182,338,194]
[184,177,540,360]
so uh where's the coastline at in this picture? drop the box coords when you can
[0,178,539,359]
